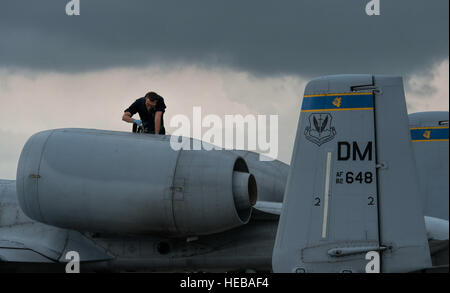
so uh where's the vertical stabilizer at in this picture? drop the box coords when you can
[272,75,431,273]
[409,111,449,221]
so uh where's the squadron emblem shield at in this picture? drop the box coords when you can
[304,113,336,146]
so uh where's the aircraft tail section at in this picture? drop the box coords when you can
[272,75,432,273]
[408,111,449,221]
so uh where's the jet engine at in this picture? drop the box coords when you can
[16,129,257,237]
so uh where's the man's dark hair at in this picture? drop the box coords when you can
[144,91,160,101]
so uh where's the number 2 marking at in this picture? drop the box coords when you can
[314,197,321,206]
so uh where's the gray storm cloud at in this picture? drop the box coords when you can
[0,0,448,76]
[0,60,448,179]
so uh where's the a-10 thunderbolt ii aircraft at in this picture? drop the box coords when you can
[0,74,448,272]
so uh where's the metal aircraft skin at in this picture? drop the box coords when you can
[0,74,448,272]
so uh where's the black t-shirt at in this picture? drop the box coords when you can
[124,96,166,134]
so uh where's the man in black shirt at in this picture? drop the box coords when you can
[122,91,166,134]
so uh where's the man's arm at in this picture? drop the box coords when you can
[122,111,135,123]
[123,112,142,125]
[155,111,163,134]
[123,100,141,125]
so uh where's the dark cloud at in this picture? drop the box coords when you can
[0,0,448,77]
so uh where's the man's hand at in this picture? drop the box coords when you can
[133,119,143,126]
[122,111,135,123]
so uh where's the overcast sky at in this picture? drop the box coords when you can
[0,0,448,179]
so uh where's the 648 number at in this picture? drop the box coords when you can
[345,171,373,184]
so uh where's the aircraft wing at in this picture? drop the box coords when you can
[253,201,282,215]
[0,180,113,269]
[425,216,449,241]
[0,240,55,263]
[0,226,113,264]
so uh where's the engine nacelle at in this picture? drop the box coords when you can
[16,129,257,237]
